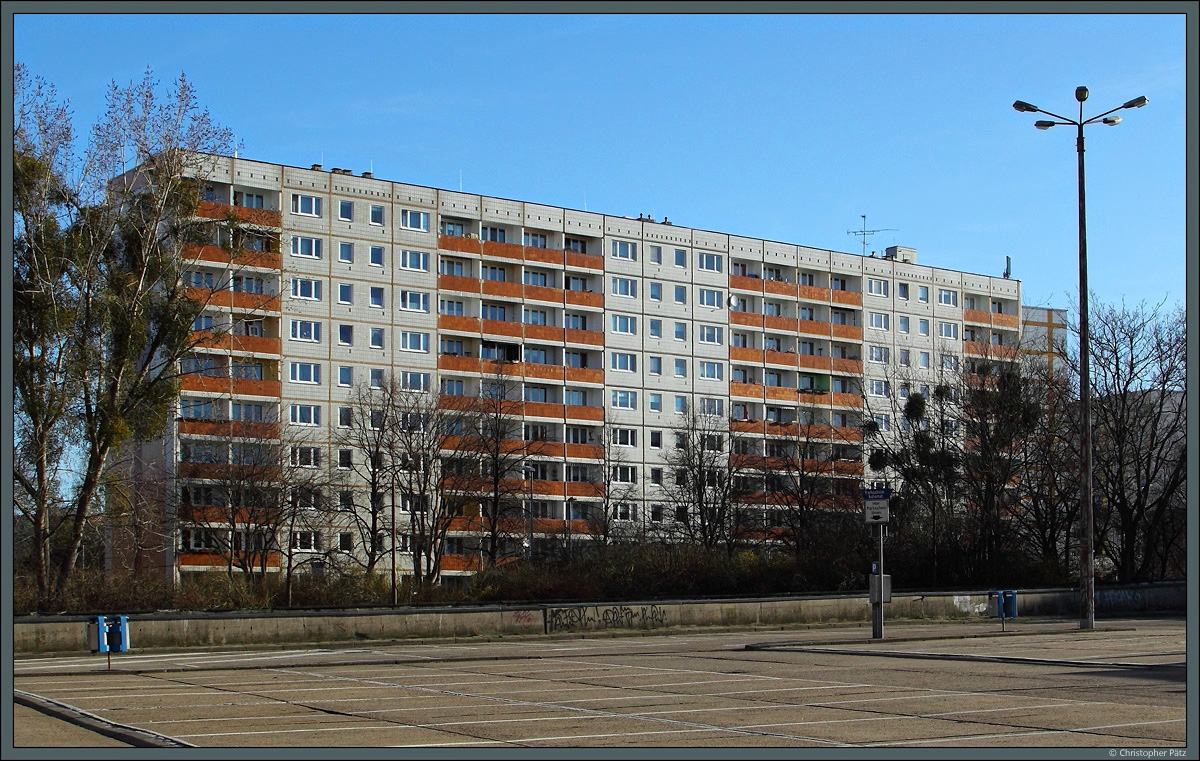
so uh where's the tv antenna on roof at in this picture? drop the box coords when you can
[848,215,897,258]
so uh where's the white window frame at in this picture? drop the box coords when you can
[400,209,430,231]
[401,249,429,271]
[289,362,321,384]
[610,389,637,409]
[370,204,385,226]
[291,278,322,300]
[611,277,637,298]
[698,288,723,308]
[291,194,322,217]
[289,319,321,343]
[610,314,637,335]
[610,352,637,372]
[867,278,888,297]
[290,404,321,426]
[400,331,429,353]
[939,288,959,307]
[697,252,723,272]
[697,325,724,345]
[869,312,890,331]
[290,236,322,259]
[611,240,637,261]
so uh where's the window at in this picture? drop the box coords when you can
[337,449,353,469]
[919,319,930,336]
[370,204,385,225]
[610,314,637,335]
[402,372,430,391]
[366,245,384,267]
[564,389,586,406]
[612,428,637,446]
[564,313,587,330]
[765,302,782,317]
[612,466,637,483]
[649,393,662,412]
[918,285,930,303]
[481,304,507,322]
[869,379,890,397]
[231,360,262,379]
[649,245,662,263]
[440,379,464,396]
[564,236,587,253]
[649,282,662,301]
[898,316,910,334]
[649,320,662,338]
[612,503,637,521]
[369,287,385,308]
[400,209,430,231]
[869,312,890,330]
[898,283,909,300]
[290,319,321,342]
[291,278,322,300]
[234,319,262,336]
[674,358,687,377]
[369,368,384,388]
[899,349,911,366]
[401,331,429,352]
[648,356,662,375]
[938,289,959,306]
[290,404,321,425]
[611,277,637,297]
[674,322,687,341]
[291,194,322,217]
[920,351,931,369]
[611,390,637,409]
[650,430,663,448]
[611,240,637,260]
[674,395,688,413]
[831,277,847,291]
[699,361,724,380]
[867,278,888,296]
[524,270,548,287]
[611,352,637,372]
[873,413,891,432]
[180,398,216,420]
[290,362,321,384]
[338,241,354,263]
[523,231,547,248]
[523,309,548,325]
[700,397,724,416]
[939,321,959,339]
[338,283,353,304]
[292,446,322,468]
[401,291,430,312]
[192,314,215,331]
[338,325,353,345]
[942,354,959,371]
[481,265,506,282]
[481,225,506,242]
[440,299,464,316]
[232,275,264,294]
[673,285,687,304]
[697,325,724,345]
[338,200,353,221]
[697,252,723,272]
[183,270,216,289]
[233,191,264,209]
[338,366,353,386]
[337,406,352,427]
[696,285,720,307]
[367,328,383,348]
[868,345,890,363]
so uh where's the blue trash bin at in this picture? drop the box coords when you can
[1001,590,1018,619]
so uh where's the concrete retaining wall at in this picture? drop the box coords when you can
[12,582,1184,654]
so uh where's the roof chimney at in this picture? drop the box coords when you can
[310,163,323,171]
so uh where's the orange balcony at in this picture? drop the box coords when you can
[523,284,561,304]
[831,289,862,307]
[522,401,563,418]
[481,319,522,338]
[438,315,481,334]
[764,350,797,367]
[832,425,864,443]
[565,251,603,271]
[797,318,830,337]
[830,323,862,341]
[729,382,764,399]
[196,201,282,228]
[184,244,281,271]
[831,461,865,476]
[830,358,862,375]
[564,290,603,309]
[565,481,604,498]
[765,421,799,438]
[524,246,562,266]
[438,274,480,294]
[564,404,603,422]
[962,340,989,356]
[482,240,524,260]
[523,363,563,381]
[524,324,562,343]
[179,551,282,569]
[731,419,765,435]
[438,234,482,255]
[180,375,280,398]
[963,308,991,325]
[730,311,762,328]
[992,312,1019,329]
[438,554,484,572]
[179,420,281,439]
[564,443,604,459]
[729,346,760,363]
[230,291,281,313]
[438,354,481,373]
[829,392,862,409]
[763,279,796,297]
[564,366,604,384]
[527,439,565,459]
[764,385,797,401]
[191,332,281,356]
[728,274,763,292]
[565,328,603,346]
[481,279,522,299]
[797,354,831,372]
[763,315,794,332]
[797,284,828,303]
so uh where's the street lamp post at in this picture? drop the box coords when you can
[565,497,575,561]
[1013,87,1147,631]
[522,466,535,565]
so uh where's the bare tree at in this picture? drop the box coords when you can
[662,407,742,556]
[1067,301,1187,582]
[13,64,236,608]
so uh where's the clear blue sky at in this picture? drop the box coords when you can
[12,8,1190,314]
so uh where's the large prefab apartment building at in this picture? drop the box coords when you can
[119,154,1024,585]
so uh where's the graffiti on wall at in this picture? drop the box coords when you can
[546,604,668,633]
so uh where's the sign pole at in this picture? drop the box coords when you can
[873,522,885,639]
[862,487,891,641]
